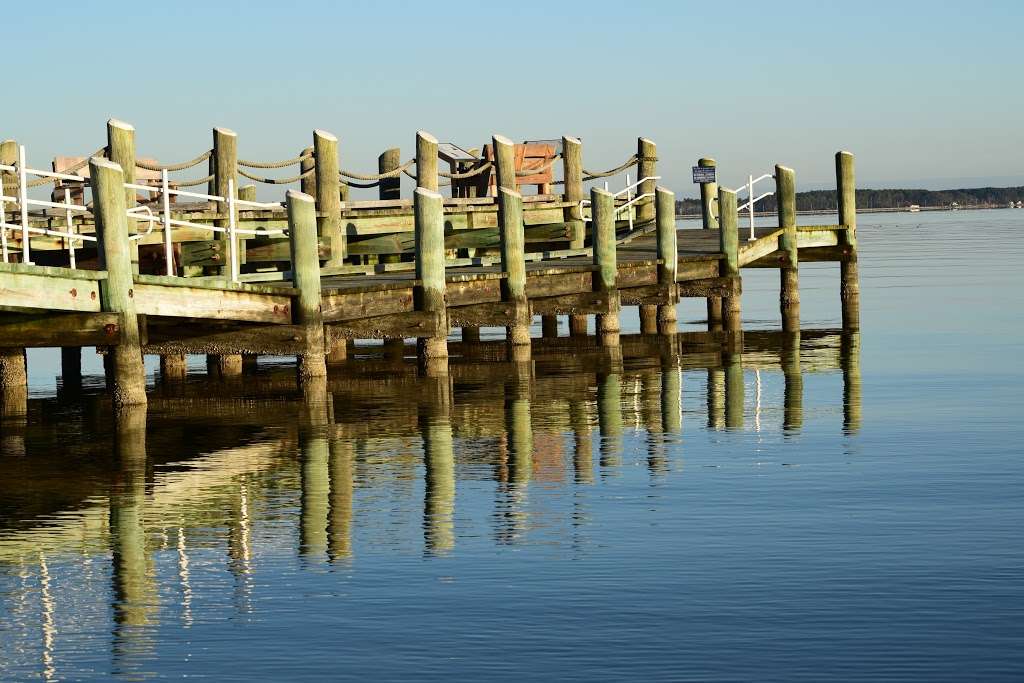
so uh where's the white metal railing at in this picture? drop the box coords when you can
[126,174,283,280]
[578,174,661,232]
[0,145,96,265]
[1,145,285,281]
[734,173,774,241]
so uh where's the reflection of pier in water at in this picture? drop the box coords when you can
[0,329,860,674]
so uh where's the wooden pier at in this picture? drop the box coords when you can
[0,121,860,410]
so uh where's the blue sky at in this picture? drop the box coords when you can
[4,0,1021,196]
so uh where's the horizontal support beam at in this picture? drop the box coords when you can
[676,276,740,298]
[0,312,120,347]
[0,270,102,312]
[326,310,442,340]
[530,290,612,316]
[447,301,519,328]
[619,284,672,306]
[143,323,309,355]
[134,283,293,323]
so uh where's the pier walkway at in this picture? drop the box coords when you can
[0,122,860,408]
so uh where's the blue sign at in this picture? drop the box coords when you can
[692,166,716,184]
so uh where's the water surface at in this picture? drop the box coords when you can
[1,211,1022,681]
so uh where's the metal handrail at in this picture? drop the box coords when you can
[732,172,775,241]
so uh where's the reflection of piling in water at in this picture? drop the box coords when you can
[661,346,682,435]
[707,367,725,431]
[110,403,156,667]
[328,434,355,562]
[60,347,82,392]
[569,397,594,484]
[782,331,804,432]
[724,351,744,430]
[597,367,624,470]
[842,332,862,434]
[299,378,331,560]
[421,382,455,555]
[640,368,669,475]
[228,481,254,612]
[159,353,187,382]
[505,361,534,485]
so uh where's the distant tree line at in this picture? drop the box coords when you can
[675,186,1024,214]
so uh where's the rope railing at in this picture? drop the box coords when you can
[135,150,212,173]
[24,148,107,187]
[174,174,215,188]
[237,167,313,185]
[438,161,492,180]
[237,153,310,169]
[583,154,639,180]
[340,158,415,181]
[342,179,381,189]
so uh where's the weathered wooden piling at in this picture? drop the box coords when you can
[718,187,742,332]
[106,119,138,273]
[208,128,243,372]
[287,190,328,380]
[562,135,588,336]
[837,151,860,330]
[592,187,620,347]
[0,349,27,391]
[636,138,657,224]
[378,147,408,355]
[499,187,530,350]
[414,188,448,373]
[61,347,82,390]
[300,146,316,196]
[416,131,438,192]
[698,158,723,327]
[1,140,19,212]
[314,130,343,266]
[655,186,678,335]
[776,165,799,331]
[160,353,187,381]
[91,157,147,408]
[492,134,516,194]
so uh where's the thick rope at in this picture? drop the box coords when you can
[515,156,558,177]
[174,174,215,188]
[238,153,310,169]
[24,148,107,187]
[136,150,212,172]
[238,167,314,184]
[342,179,381,189]
[340,158,415,181]
[583,154,638,180]
[438,161,492,179]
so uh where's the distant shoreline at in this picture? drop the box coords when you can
[675,204,1020,219]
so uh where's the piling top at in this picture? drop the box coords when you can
[591,187,614,199]
[107,118,135,131]
[89,156,123,172]
[416,130,438,144]
[698,157,716,167]
[213,127,238,137]
[314,129,337,142]
[655,185,674,198]
[492,133,514,146]
[562,135,581,144]
[837,150,854,158]
[414,187,442,200]
[286,189,315,204]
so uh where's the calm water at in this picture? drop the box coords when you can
[1,211,1022,681]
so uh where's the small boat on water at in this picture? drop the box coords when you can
[908,204,921,212]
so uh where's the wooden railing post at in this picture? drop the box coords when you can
[698,157,722,327]
[655,186,678,335]
[836,151,860,330]
[492,134,516,193]
[718,187,741,332]
[287,190,327,381]
[377,147,407,354]
[106,119,138,273]
[562,136,584,248]
[776,165,799,331]
[499,187,530,351]
[636,138,657,225]
[300,146,316,196]
[416,131,438,192]
[414,188,448,373]
[91,157,147,408]
[313,129,343,266]
[592,187,620,348]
